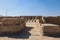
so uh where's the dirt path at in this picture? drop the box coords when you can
[26,20,42,40]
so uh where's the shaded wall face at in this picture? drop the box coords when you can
[44,17,60,25]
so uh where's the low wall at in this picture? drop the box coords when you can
[44,16,60,25]
[0,18,26,34]
[43,16,60,36]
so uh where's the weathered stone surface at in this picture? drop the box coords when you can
[44,16,60,25]
[2,18,20,25]
[42,24,60,36]
[0,18,25,34]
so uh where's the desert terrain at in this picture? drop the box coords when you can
[0,19,59,40]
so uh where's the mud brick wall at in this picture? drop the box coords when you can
[0,18,25,33]
[43,16,60,36]
[2,18,20,25]
[43,24,60,36]
[39,16,45,23]
[43,25,59,33]
[0,17,3,22]
[20,16,42,22]
[44,16,60,25]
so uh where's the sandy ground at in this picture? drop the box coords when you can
[0,20,60,40]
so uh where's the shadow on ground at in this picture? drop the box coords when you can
[0,27,33,39]
[44,33,60,38]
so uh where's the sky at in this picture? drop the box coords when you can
[0,0,60,16]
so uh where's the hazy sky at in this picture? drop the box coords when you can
[0,0,60,16]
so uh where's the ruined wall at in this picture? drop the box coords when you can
[43,16,60,36]
[44,16,60,25]
[0,18,25,34]
[43,24,60,36]
[20,16,42,22]
[39,16,45,23]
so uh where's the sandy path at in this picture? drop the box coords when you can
[26,20,42,40]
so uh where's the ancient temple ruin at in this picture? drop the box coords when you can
[0,16,60,36]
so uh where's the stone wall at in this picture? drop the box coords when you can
[20,16,42,22]
[43,24,60,36]
[43,16,60,36]
[0,18,25,34]
[44,16,60,25]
